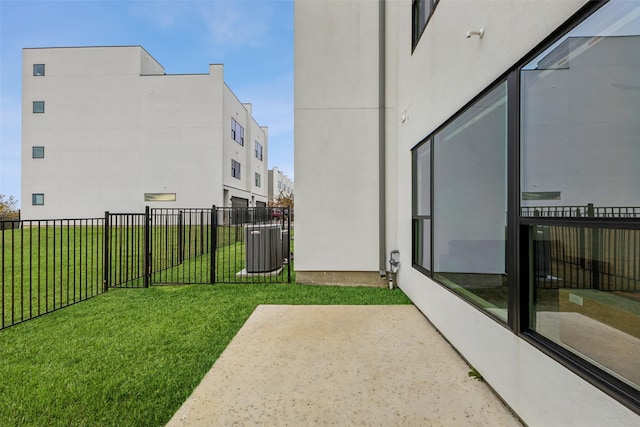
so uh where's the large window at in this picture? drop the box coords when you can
[521,0,640,394]
[411,0,640,409]
[255,141,263,160]
[433,81,508,321]
[412,0,438,50]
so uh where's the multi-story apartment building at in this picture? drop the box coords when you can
[267,166,293,203]
[295,0,639,424]
[22,46,268,219]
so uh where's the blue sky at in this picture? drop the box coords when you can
[0,0,293,207]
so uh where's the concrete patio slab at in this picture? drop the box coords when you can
[167,305,522,426]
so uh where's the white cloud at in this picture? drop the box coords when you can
[197,1,273,49]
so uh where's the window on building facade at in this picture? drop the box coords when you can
[33,101,45,113]
[231,159,241,179]
[433,81,508,322]
[255,172,261,187]
[412,142,431,271]
[32,146,45,158]
[412,0,640,409]
[520,0,640,396]
[231,118,244,146]
[33,64,45,76]
[144,193,176,202]
[412,0,438,50]
[255,141,263,160]
[32,193,44,206]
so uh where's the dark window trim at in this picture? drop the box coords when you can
[31,193,44,206]
[33,101,45,114]
[32,146,45,159]
[231,159,241,179]
[411,135,433,274]
[412,0,439,52]
[410,0,640,413]
[255,141,263,160]
[33,64,45,76]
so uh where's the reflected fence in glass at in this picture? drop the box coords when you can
[529,223,640,391]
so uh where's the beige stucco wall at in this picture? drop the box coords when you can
[295,0,382,273]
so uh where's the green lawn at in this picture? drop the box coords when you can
[1,223,275,326]
[0,283,410,427]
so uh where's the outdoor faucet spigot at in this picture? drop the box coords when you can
[388,250,400,289]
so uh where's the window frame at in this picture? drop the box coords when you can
[32,146,45,159]
[231,118,244,146]
[231,159,241,179]
[33,101,45,114]
[255,141,263,160]
[412,0,439,51]
[33,64,45,76]
[32,193,44,206]
[410,0,640,413]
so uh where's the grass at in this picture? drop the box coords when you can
[1,223,277,326]
[0,283,410,426]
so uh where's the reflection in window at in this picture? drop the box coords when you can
[231,159,241,179]
[529,225,640,391]
[413,142,431,270]
[33,64,45,76]
[433,81,508,321]
[521,1,640,216]
[144,193,176,202]
[412,0,438,49]
[522,0,640,393]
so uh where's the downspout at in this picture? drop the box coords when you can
[378,0,387,277]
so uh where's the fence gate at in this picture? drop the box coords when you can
[104,206,292,287]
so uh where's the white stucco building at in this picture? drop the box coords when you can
[22,46,268,219]
[268,166,294,202]
[295,0,639,424]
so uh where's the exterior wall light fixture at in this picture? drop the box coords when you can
[466,28,484,39]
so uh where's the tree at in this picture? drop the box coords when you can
[268,191,294,209]
[0,194,18,214]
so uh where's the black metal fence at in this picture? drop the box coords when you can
[522,203,640,219]
[1,217,105,329]
[526,204,640,291]
[1,206,292,330]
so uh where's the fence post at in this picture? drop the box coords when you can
[578,208,586,269]
[287,207,291,283]
[103,211,110,292]
[210,205,217,284]
[144,206,151,288]
[178,210,184,264]
[588,203,600,290]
